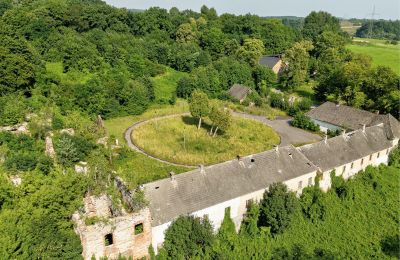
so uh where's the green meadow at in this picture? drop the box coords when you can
[347,38,400,75]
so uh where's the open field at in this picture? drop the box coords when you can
[131,115,280,165]
[152,67,187,102]
[347,37,400,74]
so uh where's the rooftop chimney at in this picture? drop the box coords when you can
[288,152,293,159]
[169,171,175,181]
[362,124,366,133]
[324,135,328,144]
[237,155,245,168]
[275,145,279,154]
[342,129,346,138]
[199,165,205,174]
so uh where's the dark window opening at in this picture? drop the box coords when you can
[377,152,380,158]
[351,163,354,169]
[135,223,144,235]
[361,158,364,165]
[369,154,373,161]
[246,199,253,209]
[105,233,113,246]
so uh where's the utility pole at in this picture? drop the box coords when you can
[367,5,379,38]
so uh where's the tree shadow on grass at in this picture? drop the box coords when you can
[381,234,400,258]
[181,116,213,132]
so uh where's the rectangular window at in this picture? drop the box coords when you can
[308,177,313,186]
[246,199,253,209]
[351,163,354,169]
[134,223,143,235]
[342,165,346,174]
[386,149,389,155]
[369,154,373,161]
[361,158,364,165]
[298,181,303,189]
[377,152,380,158]
[105,233,113,246]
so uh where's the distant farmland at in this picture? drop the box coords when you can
[347,38,400,75]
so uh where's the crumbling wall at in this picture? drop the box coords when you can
[73,194,151,260]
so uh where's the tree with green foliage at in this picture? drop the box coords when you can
[240,203,260,237]
[175,23,197,44]
[208,102,232,137]
[0,94,27,126]
[236,38,264,66]
[302,11,341,41]
[280,41,313,89]
[260,19,296,54]
[259,183,299,235]
[163,215,214,259]
[189,90,210,129]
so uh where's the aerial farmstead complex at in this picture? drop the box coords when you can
[73,104,400,259]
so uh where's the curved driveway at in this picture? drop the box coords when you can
[125,112,322,168]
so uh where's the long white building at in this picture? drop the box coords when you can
[74,119,399,259]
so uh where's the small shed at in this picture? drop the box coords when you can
[259,55,283,74]
[228,84,252,103]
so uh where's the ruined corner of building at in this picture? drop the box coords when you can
[73,179,151,260]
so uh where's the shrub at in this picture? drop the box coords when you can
[4,152,38,171]
[270,93,288,111]
[52,114,64,130]
[296,97,312,111]
[291,112,320,132]
[54,134,94,167]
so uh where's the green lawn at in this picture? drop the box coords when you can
[131,115,280,165]
[152,67,188,101]
[347,38,400,75]
[104,101,190,187]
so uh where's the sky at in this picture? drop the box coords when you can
[105,0,399,20]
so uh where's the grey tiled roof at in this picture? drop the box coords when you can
[369,114,400,140]
[228,84,251,101]
[298,125,392,172]
[259,55,281,69]
[306,102,377,130]
[144,146,318,226]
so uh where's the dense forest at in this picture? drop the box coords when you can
[0,0,399,258]
[356,20,400,40]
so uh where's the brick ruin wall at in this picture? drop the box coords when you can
[73,207,151,260]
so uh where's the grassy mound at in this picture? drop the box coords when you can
[131,115,280,165]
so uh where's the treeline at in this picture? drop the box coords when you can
[356,20,400,40]
[155,153,400,259]
[0,0,299,123]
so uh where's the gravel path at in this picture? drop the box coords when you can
[232,112,322,146]
[124,112,322,168]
